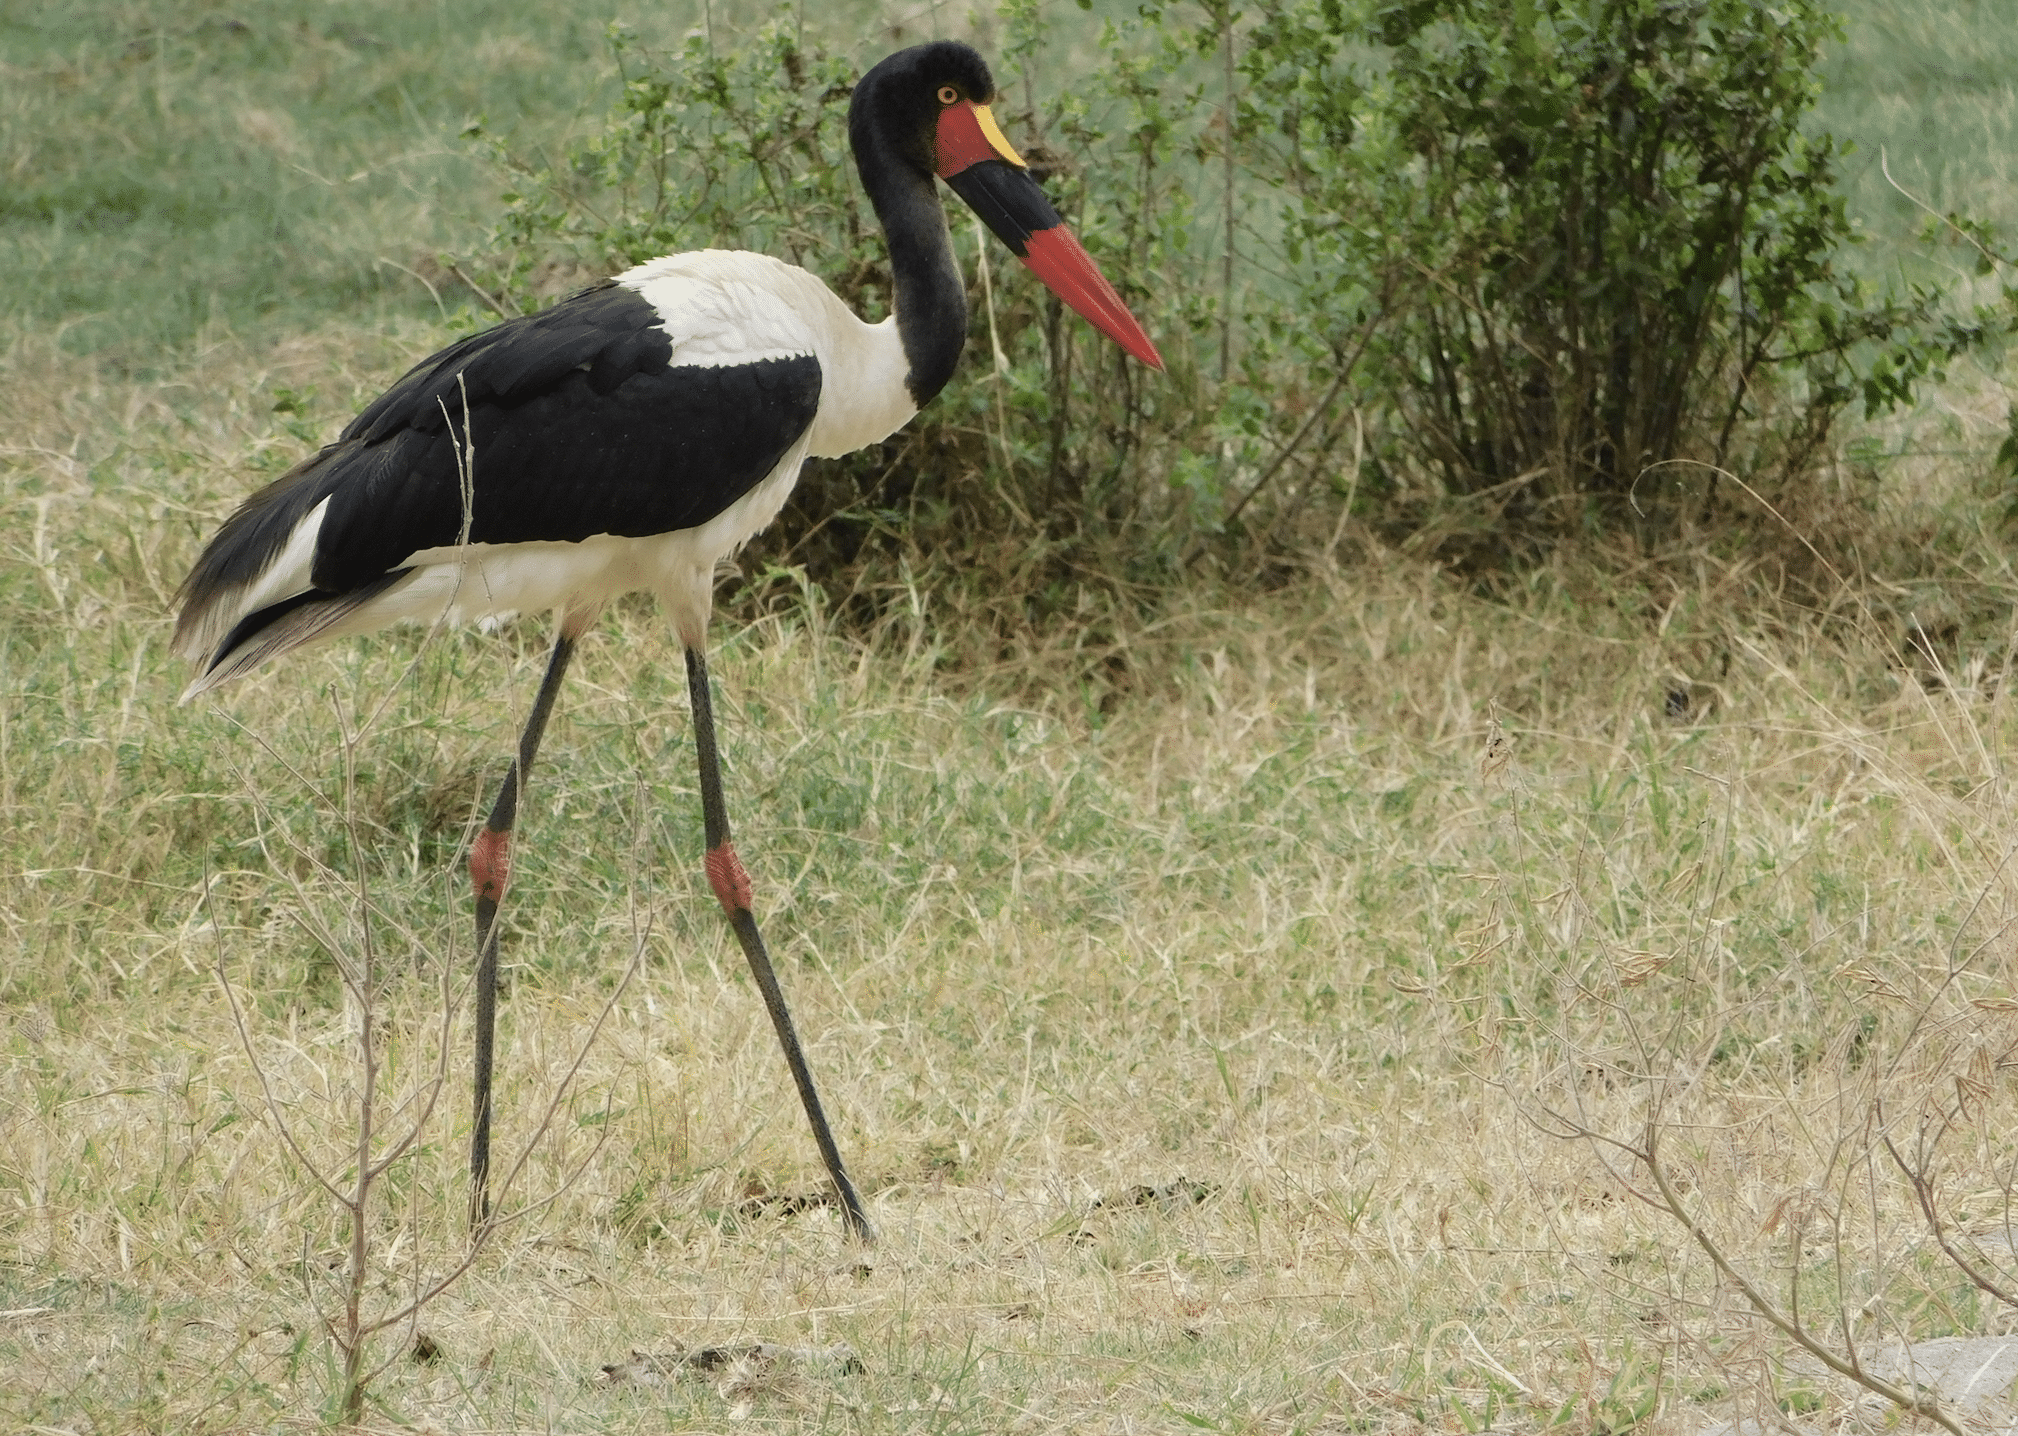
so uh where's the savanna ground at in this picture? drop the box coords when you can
[6,1,2018,1431]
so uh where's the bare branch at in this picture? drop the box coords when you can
[1884,1126,2018,1314]
[1640,1126,1966,1436]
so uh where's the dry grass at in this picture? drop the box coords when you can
[4,327,2018,1432]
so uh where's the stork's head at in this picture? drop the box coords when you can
[851,42,1164,371]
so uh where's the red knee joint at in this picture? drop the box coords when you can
[706,842,753,914]
[470,829,513,902]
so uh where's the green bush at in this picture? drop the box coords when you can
[464,1,1985,589]
[1238,0,1982,551]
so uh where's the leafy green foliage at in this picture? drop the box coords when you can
[1239,0,1985,547]
[472,22,876,306]
[462,0,1995,579]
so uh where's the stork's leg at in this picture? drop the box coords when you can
[468,632,577,1230]
[686,645,873,1242]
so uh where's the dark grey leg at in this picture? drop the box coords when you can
[468,633,576,1230]
[685,646,873,1242]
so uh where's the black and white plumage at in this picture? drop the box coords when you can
[172,40,1160,1239]
[174,254,905,688]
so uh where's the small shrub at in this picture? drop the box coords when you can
[1239,0,1983,553]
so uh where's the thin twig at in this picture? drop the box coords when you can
[1180,315,1381,569]
[1879,148,2006,272]
[208,874,351,1209]
[1320,408,1365,565]
[470,922,648,1245]
[444,261,515,319]
[372,256,448,319]
[1884,1126,2018,1312]
[1641,1129,1966,1436]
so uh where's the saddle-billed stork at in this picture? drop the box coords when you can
[172,41,1161,1239]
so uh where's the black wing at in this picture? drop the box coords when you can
[178,282,823,605]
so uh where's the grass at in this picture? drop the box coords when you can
[1819,0,2018,263]
[6,0,2018,1429]
[5,338,2018,1426]
[0,0,1090,368]
[0,0,621,365]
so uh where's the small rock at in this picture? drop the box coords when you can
[1867,1336,2018,1410]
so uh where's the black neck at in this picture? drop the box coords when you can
[852,122,966,407]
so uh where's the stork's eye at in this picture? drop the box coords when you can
[936,85,959,105]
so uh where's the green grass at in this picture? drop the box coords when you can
[0,0,621,365]
[6,0,2018,1430]
[1819,0,2018,266]
[0,0,1103,367]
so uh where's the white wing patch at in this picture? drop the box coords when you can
[171,496,331,665]
[620,251,826,367]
